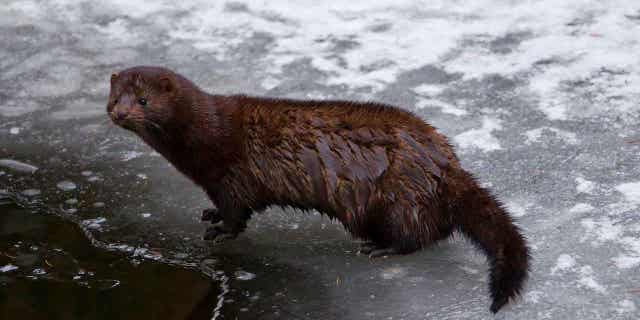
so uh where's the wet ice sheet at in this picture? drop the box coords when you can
[1,0,640,319]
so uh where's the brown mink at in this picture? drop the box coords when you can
[107,66,529,313]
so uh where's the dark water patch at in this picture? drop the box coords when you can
[0,204,219,320]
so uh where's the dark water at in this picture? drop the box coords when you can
[0,203,219,320]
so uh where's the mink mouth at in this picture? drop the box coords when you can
[111,117,137,132]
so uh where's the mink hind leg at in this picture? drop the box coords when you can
[357,204,424,257]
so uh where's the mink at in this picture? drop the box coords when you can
[107,66,529,313]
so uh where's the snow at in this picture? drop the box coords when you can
[577,266,607,294]
[568,203,594,214]
[575,177,595,194]
[551,254,576,274]
[524,127,578,145]
[581,217,623,243]
[454,117,503,152]
[615,182,640,204]
[415,98,468,116]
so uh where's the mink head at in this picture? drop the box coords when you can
[107,66,194,142]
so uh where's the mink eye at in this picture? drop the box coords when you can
[138,98,148,106]
[113,98,119,105]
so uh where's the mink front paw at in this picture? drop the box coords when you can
[201,208,223,223]
[358,242,399,258]
[203,225,237,242]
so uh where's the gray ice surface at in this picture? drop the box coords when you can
[1,1,640,319]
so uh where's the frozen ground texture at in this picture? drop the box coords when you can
[1,0,640,319]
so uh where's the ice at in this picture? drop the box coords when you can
[524,127,578,145]
[0,99,44,117]
[56,180,77,192]
[82,217,107,230]
[32,268,47,275]
[50,97,105,120]
[380,267,408,280]
[0,159,39,174]
[2,1,640,318]
[0,264,19,273]
[122,151,144,161]
[21,189,41,197]
[234,270,256,281]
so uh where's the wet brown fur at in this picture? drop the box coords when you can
[107,66,530,313]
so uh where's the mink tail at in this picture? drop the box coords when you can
[451,172,530,313]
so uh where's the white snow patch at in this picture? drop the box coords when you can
[616,300,637,314]
[261,76,281,90]
[577,266,606,294]
[581,217,623,243]
[551,254,576,274]
[9,127,20,135]
[415,98,468,116]
[95,18,141,43]
[141,213,151,218]
[615,182,640,204]
[505,200,527,217]
[524,290,544,304]
[454,117,503,152]
[613,236,640,269]
[524,127,578,145]
[569,203,594,214]
[413,84,446,96]
[575,177,595,194]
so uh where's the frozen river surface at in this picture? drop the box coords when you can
[1,1,640,319]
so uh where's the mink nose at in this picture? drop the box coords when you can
[112,108,129,121]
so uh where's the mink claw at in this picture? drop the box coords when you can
[201,208,223,223]
[368,247,399,259]
[203,225,237,243]
[358,242,397,258]
[358,242,378,255]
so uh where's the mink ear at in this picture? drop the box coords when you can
[158,76,176,94]
[110,73,118,83]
